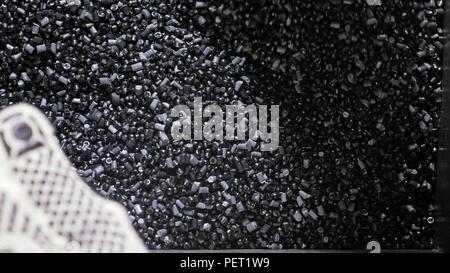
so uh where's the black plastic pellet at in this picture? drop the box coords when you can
[131,62,143,72]
[24,44,35,54]
[36,44,46,53]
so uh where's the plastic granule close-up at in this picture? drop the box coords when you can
[0,0,444,251]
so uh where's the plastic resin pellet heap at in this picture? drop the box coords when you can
[0,0,443,250]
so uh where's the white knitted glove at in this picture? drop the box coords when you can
[0,104,146,253]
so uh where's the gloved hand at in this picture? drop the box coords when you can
[0,104,146,253]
